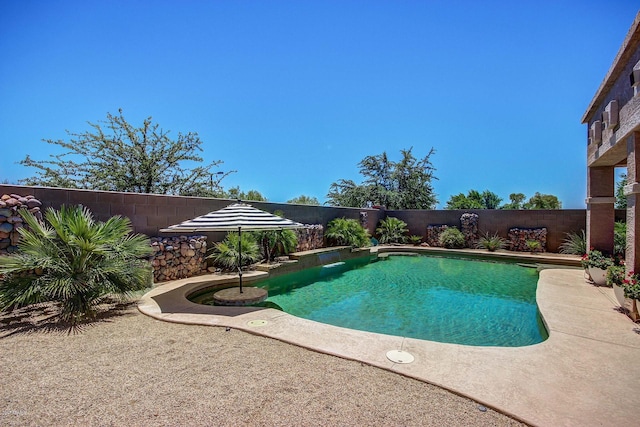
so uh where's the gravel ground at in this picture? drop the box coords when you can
[0,304,527,426]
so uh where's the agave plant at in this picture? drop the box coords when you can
[376,217,408,244]
[559,230,586,255]
[209,232,261,270]
[0,205,153,325]
[476,231,506,252]
[325,218,370,248]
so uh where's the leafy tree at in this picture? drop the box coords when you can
[376,217,408,244]
[326,147,437,209]
[445,190,501,209]
[0,205,153,326]
[20,109,232,196]
[522,192,562,209]
[501,193,526,210]
[325,218,370,247]
[616,173,627,209]
[287,195,320,205]
[226,187,266,201]
[482,190,503,209]
[446,191,483,209]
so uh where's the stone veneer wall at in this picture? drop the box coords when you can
[0,193,43,255]
[507,228,547,252]
[150,235,207,282]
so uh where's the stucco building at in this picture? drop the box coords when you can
[582,11,640,273]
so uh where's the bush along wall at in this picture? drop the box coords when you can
[508,227,547,252]
[0,193,43,255]
[150,236,207,282]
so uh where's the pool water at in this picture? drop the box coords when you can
[194,254,548,347]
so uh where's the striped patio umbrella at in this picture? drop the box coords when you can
[161,202,304,292]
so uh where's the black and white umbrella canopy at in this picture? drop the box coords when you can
[161,202,304,232]
[161,202,304,293]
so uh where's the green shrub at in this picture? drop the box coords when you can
[0,205,153,326]
[582,249,614,270]
[476,232,506,252]
[409,235,423,245]
[526,240,541,252]
[376,217,408,244]
[255,229,298,263]
[623,272,640,300]
[439,227,465,249]
[325,218,370,248]
[209,232,261,270]
[614,222,626,257]
[559,230,586,255]
[606,265,625,287]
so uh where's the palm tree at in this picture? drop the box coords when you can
[255,229,298,263]
[209,232,261,270]
[325,218,370,247]
[0,205,153,325]
[376,217,408,244]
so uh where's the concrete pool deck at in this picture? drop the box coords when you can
[138,253,640,426]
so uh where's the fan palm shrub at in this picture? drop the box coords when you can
[476,231,506,252]
[0,205,153,325]
[325,218,370,248]
[255,229,298,263]
[376,217,408,244]
[209,232,261,270]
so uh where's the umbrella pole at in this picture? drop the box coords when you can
[238,226,243,293]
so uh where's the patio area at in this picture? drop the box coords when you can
[139,254,640,426]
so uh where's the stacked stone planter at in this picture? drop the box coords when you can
[460,213,479,248]
[295,225,324,252]
[507,227,547,252]
[0,193,43,255]
[426,225,449,247]
[150,236,207,282]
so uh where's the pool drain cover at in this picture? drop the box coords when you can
[386,349,414,364]
[247,320,268,327]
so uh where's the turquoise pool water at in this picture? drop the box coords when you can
[193,254,548,347]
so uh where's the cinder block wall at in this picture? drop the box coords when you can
[0,184,612,252]
[386,209,590,252]
[0,185,383,237]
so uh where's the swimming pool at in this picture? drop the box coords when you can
[191,254,548,347]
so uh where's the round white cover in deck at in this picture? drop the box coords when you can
[386,349,414,364]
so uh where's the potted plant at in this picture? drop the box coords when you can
[582,249,614,285]
[622,271,640,321]
[606,264,627,306]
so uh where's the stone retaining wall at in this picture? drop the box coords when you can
[295,225,324,252]
[0,193,43,255]
[150,235,207,282]
[507,227,547,252]
[425,225,449,247]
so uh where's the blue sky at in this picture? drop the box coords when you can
[1,1,638,208]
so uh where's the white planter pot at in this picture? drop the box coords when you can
[588,267,607,286]
[612,283,627,308]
